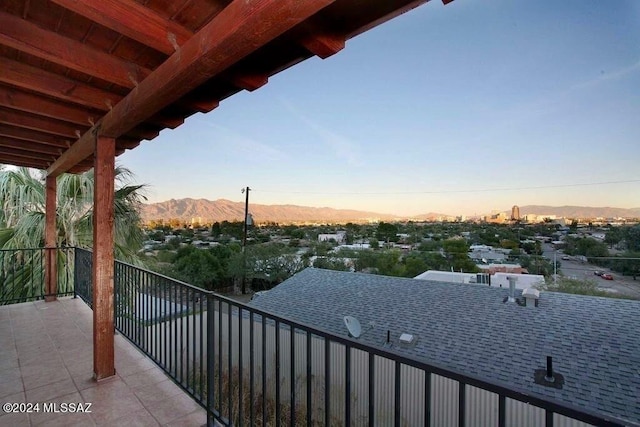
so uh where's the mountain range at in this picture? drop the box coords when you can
[140,198,640,224]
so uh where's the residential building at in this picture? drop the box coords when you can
[318,231,347,244]
[249,268,640,425]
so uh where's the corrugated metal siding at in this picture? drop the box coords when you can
[466,385,498,427]
[432,374,459,426]
[145,310,602,427]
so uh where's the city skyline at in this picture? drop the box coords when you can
[120,0,640,217]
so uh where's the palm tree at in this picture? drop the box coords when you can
[0,166,146,302]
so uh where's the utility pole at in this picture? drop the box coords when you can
[241,187,250,294]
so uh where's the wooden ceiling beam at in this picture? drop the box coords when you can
[0,146,60,162]
[49,0,337,176]
[50,0,193,55]
[0,87,100,126]
[0,136,66,155]
[0,58,121,111]
[0,108,88,138]
[0,11,150,89]
[0,156,50,170]
[0,124,72,147]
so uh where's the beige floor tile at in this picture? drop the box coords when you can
[133,379,185,406]
[106,408,160,427]
[148,391,202,425]
[0,411,29,427]
[25,378,78,403]
[162,408,207,427]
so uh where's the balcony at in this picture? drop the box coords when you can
[0,298,205,426]
[0,247,636,426]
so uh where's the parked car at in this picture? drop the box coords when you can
[594,270,603,276]
[561,255,571,260]
[601,273,613,280]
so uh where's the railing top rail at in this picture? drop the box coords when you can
[0,246,72,252]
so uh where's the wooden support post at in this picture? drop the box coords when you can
[92,135,116,380]
[44,175,57,302]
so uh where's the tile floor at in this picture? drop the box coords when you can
[0,297,207,426]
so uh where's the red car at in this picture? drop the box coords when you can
[601,273,613,280]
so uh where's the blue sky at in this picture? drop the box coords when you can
[120,0,640,216]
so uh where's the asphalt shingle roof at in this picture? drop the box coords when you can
[249,268,640,425]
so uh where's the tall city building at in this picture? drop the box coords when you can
[511,205,520,221]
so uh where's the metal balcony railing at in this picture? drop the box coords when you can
[0,247,74,304]
[1,247,636,427]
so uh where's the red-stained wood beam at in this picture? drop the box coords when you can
[0,11,150,88]
[92,135,115,381]
[48,0,337,177]
[299,30,345,59]
[0,157,50,169]
[0,108,88,138]
[0,124,72,147]
[44,175,57,302]
[0,87,100,126]
[0,136,65,155]
[442,0,455,4]
[0,150,54,164]
[230,73,269,92]
[50,0,193,55]
[0,146,60,161]
[0,58,122,111]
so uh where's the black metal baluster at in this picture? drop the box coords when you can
[546,409,554,427]
[275,319,281,427]
[249,311,255,427]
[498,395,505,427]
[262,315,267,427]
[228,301,232,423]
[206,294,215,427]
[306,331,312,426]
[218,297,223,414]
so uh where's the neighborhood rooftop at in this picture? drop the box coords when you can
[249,267,640,425]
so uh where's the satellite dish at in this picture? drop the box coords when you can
[344,316,362,338]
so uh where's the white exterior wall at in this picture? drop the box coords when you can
[414,270,476,284]
[491,273,545,290]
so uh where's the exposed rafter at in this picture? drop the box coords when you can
[0,86,100,126]
[0,124,72,147]
[0,11,150,88]
[50,0,193,55]
[0,58,121,111]
[0,108,88,138]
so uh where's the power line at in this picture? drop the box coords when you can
[252,179,640,196]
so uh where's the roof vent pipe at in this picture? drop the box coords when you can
[546,356,554,381]
[507,276,517,303]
